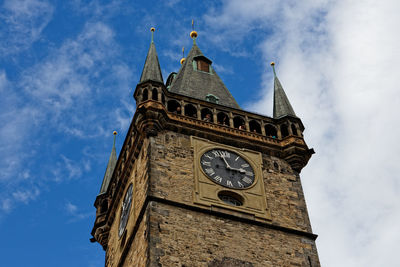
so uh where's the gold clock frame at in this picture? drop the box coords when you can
[191,136,271,221]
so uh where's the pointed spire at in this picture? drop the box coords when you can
[139,27,163,84]
[99,131,117,195]
[271,62,296,118]
[169,41,240,109]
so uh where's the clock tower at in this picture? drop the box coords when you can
[91,28,320,266]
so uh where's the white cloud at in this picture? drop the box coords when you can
[213,63,234,75]
[65,201,91,222]
[65,202,78,214]
[0,0,54,55]
[1,199,12,213]
[12,188,40,204]
[204,0,400,266]
[0,21,134,214]
[61,155,83,180]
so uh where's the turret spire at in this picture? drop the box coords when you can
[99,131,117,195]
[271,62,296,118]
[139,27,163,84]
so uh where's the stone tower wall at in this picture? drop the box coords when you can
[148,201,319,266]
[104,130,319,266]
[148,131,313,232]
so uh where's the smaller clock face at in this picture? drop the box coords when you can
[119,183,133,238]
[200,149,255,189]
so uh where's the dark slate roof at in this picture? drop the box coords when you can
[139,42,163,84]
[169,43,240,109]
[273,75,296,119]
[99,139,117,195]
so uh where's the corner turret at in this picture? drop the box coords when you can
[271,62,296,118]
[139,27,163,84]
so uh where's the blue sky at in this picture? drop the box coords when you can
[1,0,399,266]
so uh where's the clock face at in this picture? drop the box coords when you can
[119,183,133,238]
[200,149,255,189]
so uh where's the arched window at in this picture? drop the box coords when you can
[233,116,245,130]
[161,93,165,105]
[167,100,181,114]
[205,94,219,104]
[201,108,213,122]
[184,104,197,118]
[217,112,229,126]
[249,120,261,134]
[291,124,298,136]
[166,72,177,89]
[265,124,277,138]
[142,89,148,101]
[281,124,289,138]
[152,88,158,101]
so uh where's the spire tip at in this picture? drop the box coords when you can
[150,27,155,43]
[190,19,197,42]
[112,131,117,146]
[180,46,186,65]
[270,61,277,77]
[190,31,198,39]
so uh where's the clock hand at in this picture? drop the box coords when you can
[221,156,232,169]
[228,167,246,173]
[221,156,247,173]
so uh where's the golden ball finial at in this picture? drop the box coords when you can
[270,62,275,66]
[190,30,198,39]
[113,131,117,135]
[150,27,155,32]
[180,58,186,65]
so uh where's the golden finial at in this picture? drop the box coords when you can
[190,31,198,39]
[270,61,277,77]
[180,46,186,65]
[150,27,155,43]
[190,19,198,41]
[112,131,117,146]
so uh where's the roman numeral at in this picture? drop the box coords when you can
[214,176,222,182]
[237,181,244,188]
[211,150,230,158]
[205,168,215,176]
[226,180,233,187]
[212,150,220,157]
[235,156,240,161]
[221,151,230,158]
[242,176,252,184]
[201,161,211,167]
[241,164,249,168]
[245,171,254,177]
[204,154,213,160]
